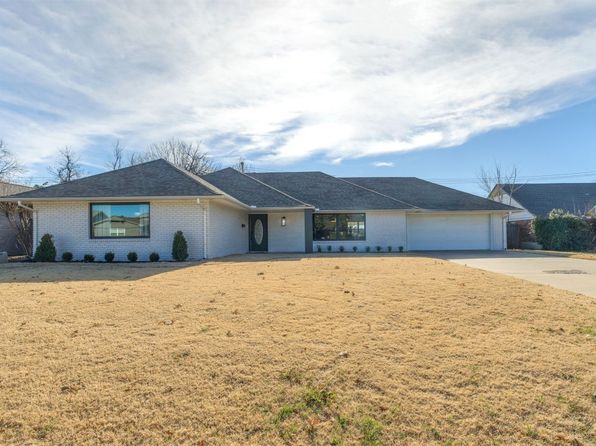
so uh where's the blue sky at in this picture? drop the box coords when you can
[1,1,595,195]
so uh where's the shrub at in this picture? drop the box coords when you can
[375,246,382,252]
[61,252,73,262]
[172,230,189,261]
[533,209,593,251]
[327,245,332,252]
[339,246,345,252]
[316,245,322,253]
[34,233,56,262]
[365,246,371,252]
[398,246,404,252]
[127,251,138,262]
[387,246,392,252]
[149,252,160,262]
[352,246,358,252]
[104,252,115,263]
[83,254,95,263]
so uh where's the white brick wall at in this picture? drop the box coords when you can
[207,200,248,258]
[313,211,407,252]
[33,200,205,261]
[268,211,305,252]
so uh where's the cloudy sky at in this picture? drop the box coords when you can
[1,0,596,193]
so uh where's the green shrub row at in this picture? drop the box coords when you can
[34,231,190,262]
[533,209,593,252]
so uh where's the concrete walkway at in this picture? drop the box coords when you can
[433,251,596,297]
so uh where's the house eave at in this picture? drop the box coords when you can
[1,195,223,202]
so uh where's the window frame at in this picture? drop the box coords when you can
[312,212,366,241]
[89,202,151,239]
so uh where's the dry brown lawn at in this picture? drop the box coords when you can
[0,255,594,446]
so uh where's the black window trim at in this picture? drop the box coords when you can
[312,212,366,241]
[89,202,151,239]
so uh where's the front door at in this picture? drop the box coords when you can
[249,214,268,252]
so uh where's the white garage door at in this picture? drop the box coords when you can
[407,214,490,250]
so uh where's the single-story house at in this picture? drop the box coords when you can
[4,159,516,260]
[489,183,595,247]
[0,181,33,255]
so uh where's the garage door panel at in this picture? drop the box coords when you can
[407,214,490,250]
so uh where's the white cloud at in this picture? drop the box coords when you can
[1,0,596,170]
[372,161,394,168]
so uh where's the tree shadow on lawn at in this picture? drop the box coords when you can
[0,261,203,284]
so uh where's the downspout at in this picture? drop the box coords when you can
[202,201,208,259]
[18,201,37,256]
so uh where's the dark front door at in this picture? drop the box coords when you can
[249,214,268,252]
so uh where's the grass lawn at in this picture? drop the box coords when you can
[0,255,594,445]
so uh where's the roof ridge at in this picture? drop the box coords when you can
[229,168,313,207]
[335,175,420,209]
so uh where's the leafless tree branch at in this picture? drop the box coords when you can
[131,139,218,175]
[48,147,83,183]
[0,140,23,180]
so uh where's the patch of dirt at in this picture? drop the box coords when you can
[0,256,594,445]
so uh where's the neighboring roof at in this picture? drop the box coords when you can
[6,159,219,200]
[344,177,516,211]
[201,168,310,208]
[0,181,32,197]
[498,183,596,217]
[248,171,416,210]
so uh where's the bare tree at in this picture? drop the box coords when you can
[106,140,124,170]
[48,147,83,183]
[131,139,218,176]
[478,163,521,205]
[0,201,33,256]
[0,140,22,180]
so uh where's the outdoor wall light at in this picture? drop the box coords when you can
[281,216,287,227]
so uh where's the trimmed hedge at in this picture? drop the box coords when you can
[172,231,189,261]
[34,233,56,262]
[533,209,593,252]
[62,252,73,262]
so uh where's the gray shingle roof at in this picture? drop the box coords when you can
[248,172,415,210]
[345,177,516,211]
[201,168,309,208]
[500,183,596,217]
[7,159,219,199]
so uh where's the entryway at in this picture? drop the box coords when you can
[249,214,268,252]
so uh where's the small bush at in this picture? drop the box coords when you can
[149,252,160,262]
[316,245,322,253]
[387,246,392,252]
[375,246,382,252]
[352,246,358,252]
[83,254,95,263]
[61,252,73,262]
[327,245,332,252]
[339,245,345,252]
[398,246,404,252]
[127,251,138,262]
[34,233,56,262]
[104,252,115,263]
[533,209,593,251]
[172,231,189,261]
[365,246,371,252]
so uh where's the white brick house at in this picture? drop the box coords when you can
[4,159,516,261]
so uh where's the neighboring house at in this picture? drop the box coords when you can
[489,182,596,247]
[0,181,33,255]
[4,159,515,260]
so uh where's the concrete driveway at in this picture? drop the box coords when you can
[433,251,596,297]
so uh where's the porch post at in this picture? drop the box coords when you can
[304,209,313,253]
